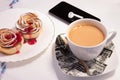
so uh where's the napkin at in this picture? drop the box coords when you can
[0,0,19,79]
[55,34,114,76]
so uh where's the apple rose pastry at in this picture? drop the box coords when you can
[0,28,24,55]
[16,12,42,40]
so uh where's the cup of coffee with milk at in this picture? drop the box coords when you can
[66,19,117,60]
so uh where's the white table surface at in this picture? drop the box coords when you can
[0,0,120,80]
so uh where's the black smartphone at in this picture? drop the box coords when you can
[49,1,101,24]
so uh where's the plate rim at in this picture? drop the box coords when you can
[0,8,55,62]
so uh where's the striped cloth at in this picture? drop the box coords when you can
[9,0,19,8]
[0,0,20,79]
[0,62,6,79]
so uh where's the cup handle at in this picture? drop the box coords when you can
[106,31,117,44]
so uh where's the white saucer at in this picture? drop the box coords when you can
[54,34,118,77]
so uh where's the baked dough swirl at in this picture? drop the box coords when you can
[0,28,23,54]
[16,12,42,39]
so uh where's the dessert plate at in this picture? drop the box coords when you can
[54,34,118,77]
[0,8,55,62]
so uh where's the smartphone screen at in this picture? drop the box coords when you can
[49,1,101,23]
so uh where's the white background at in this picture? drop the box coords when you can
[0,0,120,80]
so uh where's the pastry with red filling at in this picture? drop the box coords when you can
[16,12,42,40]
[0,28,24,54]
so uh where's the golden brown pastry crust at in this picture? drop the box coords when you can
[16,12,42,40]
[0,28,24,55]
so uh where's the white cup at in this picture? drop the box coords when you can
[66,19,117,60]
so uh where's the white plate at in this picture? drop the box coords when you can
[0,8,55,62]
[54,34,118,77]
